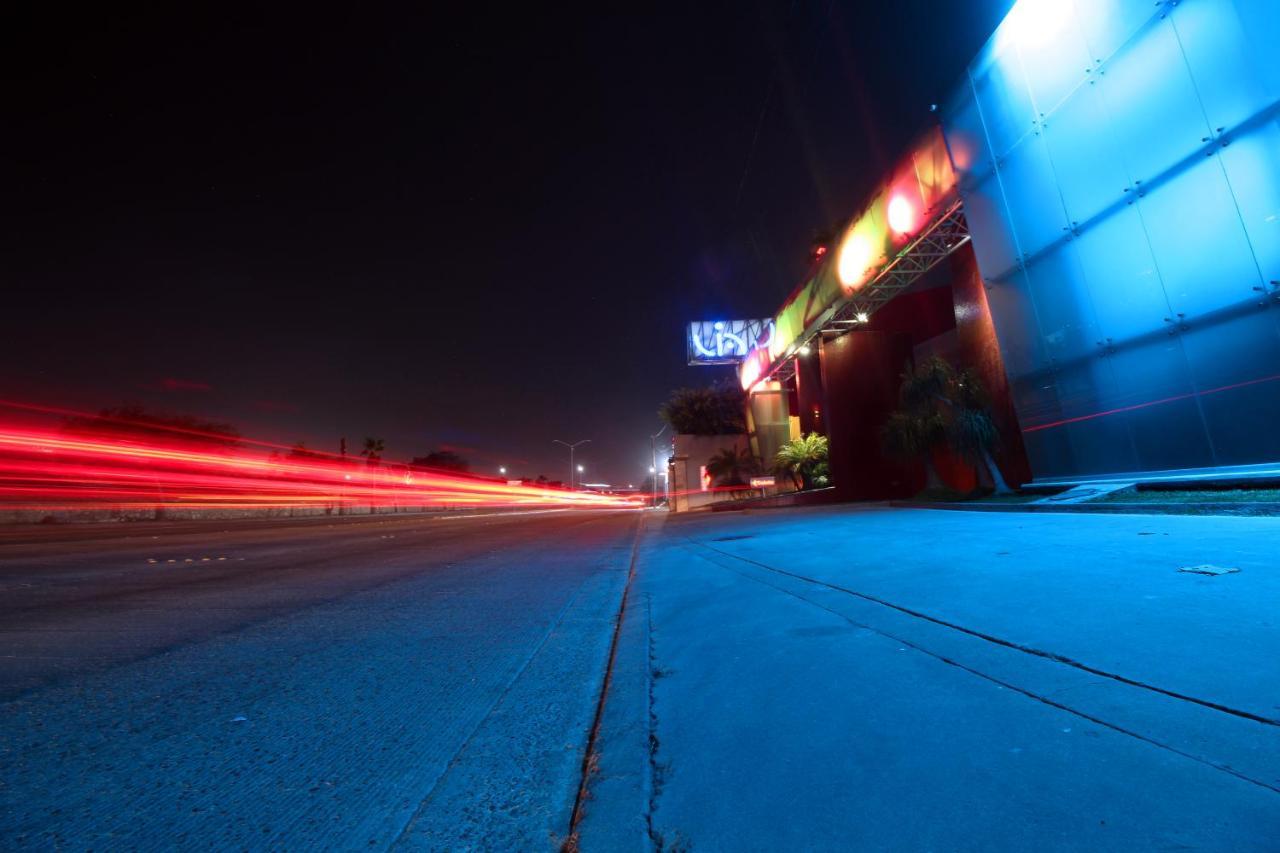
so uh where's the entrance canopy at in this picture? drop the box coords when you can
[739,126,971,391]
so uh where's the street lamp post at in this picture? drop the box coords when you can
[552,439,591,490]
[650,424,668,507]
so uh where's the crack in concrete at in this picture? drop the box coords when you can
[560,514,646,850]
[391,573,594,849]
[686,544,1280,797]
[645,596,664,852]
[690,537,1280,729]
[390,514,633,849]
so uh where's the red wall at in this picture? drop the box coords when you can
[794,349,826,437]
[819,331,916,499]
[811,244,1030,498]
[948,246,1032,487]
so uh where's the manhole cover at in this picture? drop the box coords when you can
[1178,564,1239,576]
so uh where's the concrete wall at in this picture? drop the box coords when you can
[746,385,792,467]
[668,433,754,512]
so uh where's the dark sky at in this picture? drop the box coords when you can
[4,2,1010,485]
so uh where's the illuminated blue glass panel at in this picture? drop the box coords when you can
[1023,246,1098,365]
[985,271,1045,372]
[1180,313,1280,465]
[998,133,1070,259]
[1015,388,1076,478]
[941,81,994,192]
[1217,123,1280,287]
[1014,7,1093,115]
[1171,0,1270,132]
[1050,358,1142,474]
[1118,363,1216,472]
[1031,245,1143,474]
[944,0,1280,481]
[1072,0,1160,64]
[1227,0,1280,101]
[1041,84,1129,226]
[1094,18,1211,184]
[963,170,1021,281]
[971,41,1036,158]
[1071,205,1171,341]
[1137,155,1261,317]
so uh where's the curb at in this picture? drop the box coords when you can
[890,500,1280,517]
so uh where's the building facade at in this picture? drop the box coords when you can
[737,0,1280,493]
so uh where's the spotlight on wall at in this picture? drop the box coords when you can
[837,232,875,288]
[1004,0,1072,50]
[887,194,916,235]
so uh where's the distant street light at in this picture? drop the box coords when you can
[650,424,668,507]
[553,439,591,490]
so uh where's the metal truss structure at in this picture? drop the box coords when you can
[765,202,971,386]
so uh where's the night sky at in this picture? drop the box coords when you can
[5,2,1010,485]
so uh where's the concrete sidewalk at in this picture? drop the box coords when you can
[580,505,1280,851]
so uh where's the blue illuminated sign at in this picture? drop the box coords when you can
[687,319,775,365]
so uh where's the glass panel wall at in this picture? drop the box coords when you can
[942,0,1280,480]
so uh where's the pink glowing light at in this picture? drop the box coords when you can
[0,408,641,513]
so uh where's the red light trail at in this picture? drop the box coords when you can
[0,416,640,515]
[1021,372,1280,434]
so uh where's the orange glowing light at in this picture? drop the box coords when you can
[887,194,916,235]
[837,231,876,289]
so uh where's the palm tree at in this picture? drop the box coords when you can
[704,445,760,487]
[881,410,946,490]
[882,358,1011,495]
[361,436,385,466]
[774,433,829,490]
[946,368,1011,494]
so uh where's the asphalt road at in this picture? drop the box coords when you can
[0,509,641,850]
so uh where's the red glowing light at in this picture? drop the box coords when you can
[1022,372,1280,433]
[0,410,641,514]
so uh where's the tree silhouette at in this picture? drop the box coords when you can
[412,450,469,472]
[881,357,1011,495]
[288,441,322,459]
[360,437,385,466]
[704,445,760,487]
[63,403,240,448]
[659,380,747,435]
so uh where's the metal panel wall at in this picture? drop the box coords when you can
[941,0,1280,481]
